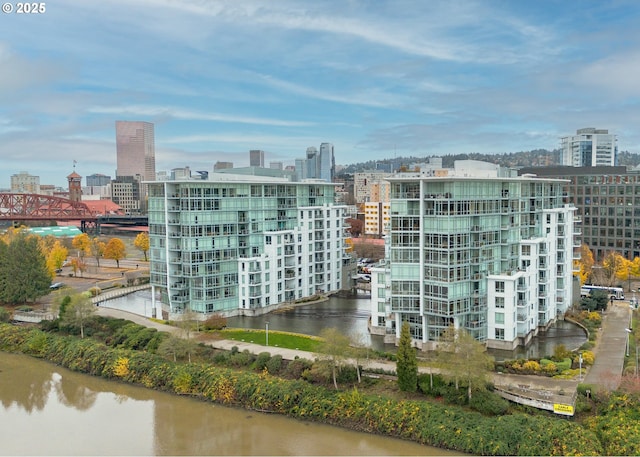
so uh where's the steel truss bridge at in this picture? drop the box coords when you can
[0,193,98,232]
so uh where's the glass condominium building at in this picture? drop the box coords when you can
[371,171,579,350]
[147,175,347,317]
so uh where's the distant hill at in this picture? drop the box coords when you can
[338,149,640,175]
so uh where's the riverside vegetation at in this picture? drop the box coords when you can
[5,315,640,456]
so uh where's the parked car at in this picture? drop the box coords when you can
[50,282,64,290]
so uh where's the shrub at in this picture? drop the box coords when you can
[418,373,450,397]
[252,351,271,371]
[213,353,228,364]
[0,307,10,323]
[580,341,594,350]
[203,313,227,331]
[469,390,510,416]
[336,365,358,384]
[265,354,282,374]
[542,361,557,374]
[522,360,541,374]
[552,345,572,362]
[577,383,596,397]
[88,287,101,297]
[443,386,468,405]
[578,350,595,366]
[302,360,332,384]
[555,358,572,372]
[587,311,602,324]
[283,357,313,379]
[228,349,254,368]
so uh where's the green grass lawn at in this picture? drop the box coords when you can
[218,328,322,352]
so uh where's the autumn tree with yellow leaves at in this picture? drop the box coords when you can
[104,238,126,268]
[133,232,150,261]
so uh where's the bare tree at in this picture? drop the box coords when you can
[319,327,351,389]
[61,291,96,339]
[435,325,494,401]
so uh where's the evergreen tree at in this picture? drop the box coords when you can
[0,232,51,304]
[396,322,418,392]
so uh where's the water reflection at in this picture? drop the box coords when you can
[108,292,587,358]
[0,352,460,456]
[489,320,587,361]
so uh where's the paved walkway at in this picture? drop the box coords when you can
[96,300,633,396]
[583,300,632,390]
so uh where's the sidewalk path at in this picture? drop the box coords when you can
[96,302,631,395]
[583,301,632,390]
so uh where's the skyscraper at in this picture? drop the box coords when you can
[561,128,617,167]
[319,142,335,182]
[116,121,156,181]
[249,150,265,167]
[296,144,335,182]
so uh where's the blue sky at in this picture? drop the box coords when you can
[1,0,640,188]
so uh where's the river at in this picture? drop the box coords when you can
[107,291,586,357]
[0,352,459,456]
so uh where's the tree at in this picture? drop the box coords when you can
[349,331,371,384]
[72,233,91,258]
[46,240,68,277]
[70,257,87,278]
[345,218,363,237]
[435,326,494,401]
[0,231,52,304]
[157,335,185,362]
[89,237,106,267]
[581,289,609,311]
[318,327,351,390]
[396,322,418,392]
[602,251,630,286]
[104,238,126,268]
[60,291,96,339]
[575,244,595,285]
[134,232,150,261]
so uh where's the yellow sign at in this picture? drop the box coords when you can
[553,403,574,416]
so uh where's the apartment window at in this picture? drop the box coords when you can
[495,312,504,324]
[495,281,505,293]
[495,328,505,340]
[495,297,505,309]
[265,236,271,245]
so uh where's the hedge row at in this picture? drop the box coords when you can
[0,324,603,456]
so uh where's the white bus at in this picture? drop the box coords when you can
[580,284,625,300]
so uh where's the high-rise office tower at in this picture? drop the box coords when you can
[86,173,111,187]
[116,121,156,181]
[561,128,617,167]
[306,147,318,179]
[249,150,265,167]
[319,143,335,182]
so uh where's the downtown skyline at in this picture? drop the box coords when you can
[2,0,640,187]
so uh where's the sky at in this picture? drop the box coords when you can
[1,0,640,188]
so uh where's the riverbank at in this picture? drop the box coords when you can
[0,323,607,456]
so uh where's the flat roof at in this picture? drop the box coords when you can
[27,226,82,237]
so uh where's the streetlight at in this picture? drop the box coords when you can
[579,353,583,382]
[265,321,269,346]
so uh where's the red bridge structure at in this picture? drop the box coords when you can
[0,193,99,232]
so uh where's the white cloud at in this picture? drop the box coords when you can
[88,105,314,127]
